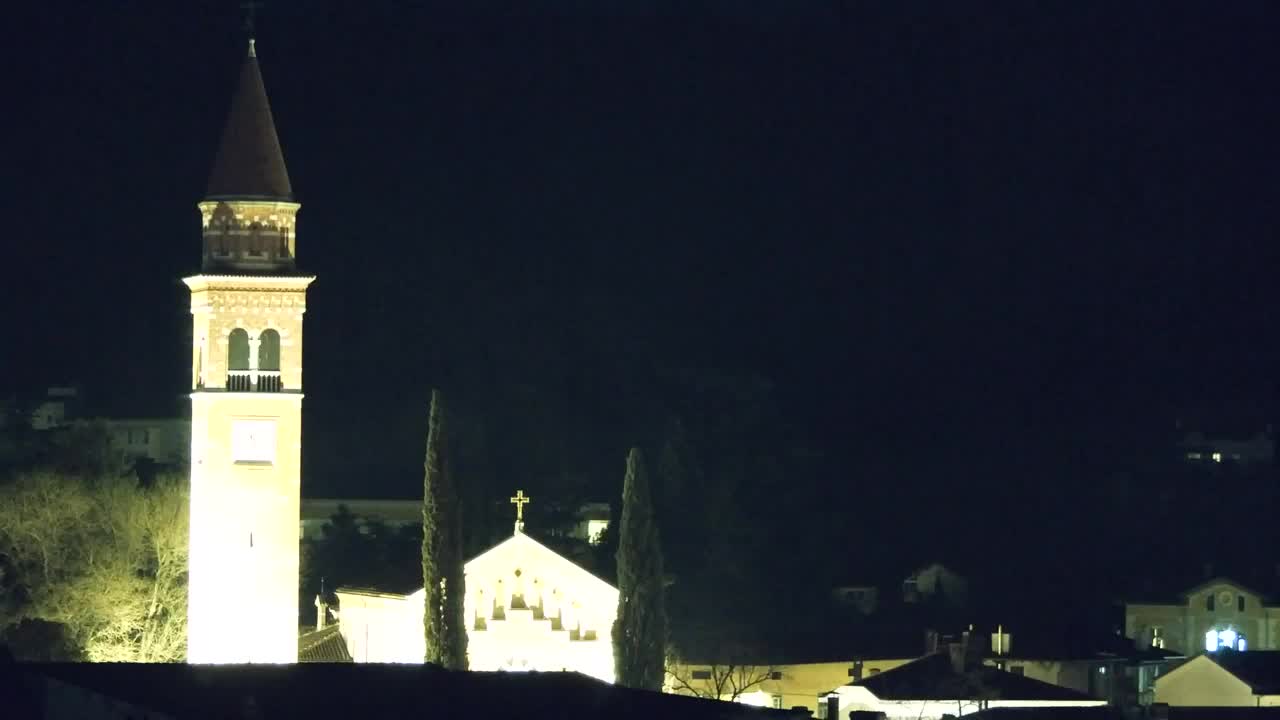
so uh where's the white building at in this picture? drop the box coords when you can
[336,525,618,682]
[1154,652,1280,707]
[1125,578,1280,656]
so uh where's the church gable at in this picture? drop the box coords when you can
[465,532,617,604]
[460,532,618,681]
[1181,578,1267,613]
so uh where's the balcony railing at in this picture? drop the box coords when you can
[226,370,283,392]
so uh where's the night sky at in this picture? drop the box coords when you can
[23,2,1280,592]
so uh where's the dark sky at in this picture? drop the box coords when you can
[23,1,1280,511]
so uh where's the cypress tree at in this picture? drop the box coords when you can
[613,447,667,690]
[422,389,467,668]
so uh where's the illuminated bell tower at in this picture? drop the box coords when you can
[185,37,314,663]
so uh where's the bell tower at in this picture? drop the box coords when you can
[185,36,314,664]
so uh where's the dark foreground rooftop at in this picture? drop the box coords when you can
[851,652,1099,702]
[5,661,807,720]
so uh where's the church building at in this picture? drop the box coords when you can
[185,36,314,663]
[334,492,619,682]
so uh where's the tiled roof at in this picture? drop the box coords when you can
[206,41,293,201]
[9,663,807,720]
[298,625,352,663]
[851,652,1098,702]
[1213,651,1280,694]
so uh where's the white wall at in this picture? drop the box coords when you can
[1154,656,1256,707]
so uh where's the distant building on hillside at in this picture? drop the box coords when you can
[98,418,190,466]
[300,499,422,540]
[831,563,968,615]
[1180,427,1274,467]
[28,386,83,430]
[1125,577,1280,655]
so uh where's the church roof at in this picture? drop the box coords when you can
[206,39,293,201]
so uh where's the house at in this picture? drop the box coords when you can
[828,650,1107,720]
[668,657,918,714]
[830,563,969,617]
[1126,578,1280,655]
[981,626,1185,706]
[100,417,191,466]
[1153,651,1280,707]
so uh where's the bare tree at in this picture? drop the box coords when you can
[666,651,779,703]
[0,472,187,662]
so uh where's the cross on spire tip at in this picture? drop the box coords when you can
[510,490,531,535]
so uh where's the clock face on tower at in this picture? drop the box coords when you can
[231,419,277,464]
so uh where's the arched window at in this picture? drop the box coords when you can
[227,329,251,391]
[228,329,250,370]
[1207,594,1215,612]
[258,329,281,371]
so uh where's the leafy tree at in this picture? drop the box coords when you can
[613,447,666,690]
[300,506,425,626]
[422,389,467,669]
[0,472,187,661]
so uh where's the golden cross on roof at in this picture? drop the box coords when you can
[510,490,531,533]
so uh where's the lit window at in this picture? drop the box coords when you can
[1205,628,1246,652]
[587,519,609,545]
[1186,452,1202,460]
[1212,452,1222,462]
[1151,626,1165,649]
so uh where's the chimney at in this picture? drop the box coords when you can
[991,626,1012,656]
[315,594,328,631]
[925,629,940,655]
[948,640,967,674]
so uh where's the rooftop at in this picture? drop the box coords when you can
[1212,651,1280,695]
[850,652,1100,702]
[205,40,293,201]
[9,662,806,720]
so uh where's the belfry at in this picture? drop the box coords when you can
[184,35,314,663]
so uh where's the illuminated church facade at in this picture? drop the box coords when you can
[185,38,314,664]
[335,495,619,682]
[183,34,617,675]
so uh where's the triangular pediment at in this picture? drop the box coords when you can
[403,532,617,605]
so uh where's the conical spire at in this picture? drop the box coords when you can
[206,39,293,201]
